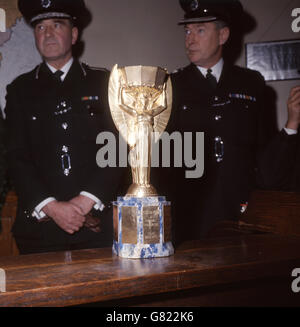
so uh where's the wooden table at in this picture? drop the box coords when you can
[0,234,300,307]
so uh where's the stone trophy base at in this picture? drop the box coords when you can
[112,196,174,259]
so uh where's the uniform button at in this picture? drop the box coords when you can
[32,116,37,120]
[215,136,221,141]
[24,210,30,218]
[62,122,68,130]
[182,105,188,110]
[215,115,222,121]
[214,96,219,101]
[62,145,68,153]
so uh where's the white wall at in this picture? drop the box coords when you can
[81,0,188,70]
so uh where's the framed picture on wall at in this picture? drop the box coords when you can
[246,39,300,81]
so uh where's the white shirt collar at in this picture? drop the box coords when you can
[197,58,224,82]
[46,57,74,81]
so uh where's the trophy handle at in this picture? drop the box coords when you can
[108,64,137,148]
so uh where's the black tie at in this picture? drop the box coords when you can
[206,68,217,89]
[53,70,64,82]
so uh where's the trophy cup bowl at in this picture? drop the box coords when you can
[109,64,174,259]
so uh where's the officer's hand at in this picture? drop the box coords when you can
[43,200,86,234]
[69,194,95,216]
[286,85,300,130]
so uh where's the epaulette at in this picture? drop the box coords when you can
[80,61,109,73]
[89,66,109,73]
[172,67,184,74]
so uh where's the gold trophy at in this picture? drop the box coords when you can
[109,65,174,258]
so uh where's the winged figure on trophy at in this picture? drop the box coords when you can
[109,64,172,197]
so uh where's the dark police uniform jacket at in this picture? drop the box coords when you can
[164,62,268,244]
[260,129,300,192]
[5,60,123,250]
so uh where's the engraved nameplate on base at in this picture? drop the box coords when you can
[113,196,173,259]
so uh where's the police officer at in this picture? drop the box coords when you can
[168,0,270,244]
[260,85,300,191]
[0,109,7,228]
[5,0,123,254]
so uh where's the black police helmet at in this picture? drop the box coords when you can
[18,0,91,28]
[178,0,243,26]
